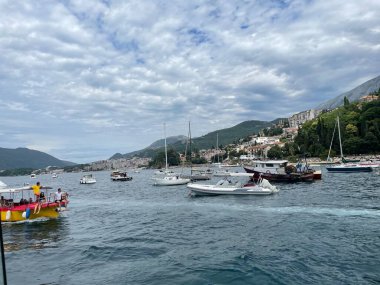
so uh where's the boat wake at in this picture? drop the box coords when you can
[260,206,380,217]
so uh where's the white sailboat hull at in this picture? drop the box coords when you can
[153,176,191,186]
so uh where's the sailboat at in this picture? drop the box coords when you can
[181,122,211,181]
[152,123,191,186]
[326,116,372,172]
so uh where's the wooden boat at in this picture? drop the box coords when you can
[111,171,133,181]
[243,159,316,182]
[244,166,315,182]
[0,186,67,222]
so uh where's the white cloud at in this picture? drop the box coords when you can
[0,0,379,162]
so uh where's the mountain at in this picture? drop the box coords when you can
[316,75,380,110]
[0,147,76,170]
[111,120,274,159]
[148,135,187,149]
[109,135,188,160]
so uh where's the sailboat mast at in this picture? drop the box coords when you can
[327,118,337,161]
[216,133,219,163]
[164,123,168,170]
[189,121,192,176]
[337,116,343,159]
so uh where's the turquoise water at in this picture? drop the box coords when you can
[1,168,380,284]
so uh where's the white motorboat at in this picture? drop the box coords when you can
[52,173,58,178]
[0,180,6,189]
[80,174,96,184]
[30,173,36,178]
[187,177,278,196]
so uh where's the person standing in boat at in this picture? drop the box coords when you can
[32,181,44,214]
[54,188,63,211]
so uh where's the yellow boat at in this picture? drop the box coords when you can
[0,186,66,222]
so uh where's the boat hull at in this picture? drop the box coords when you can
[243,167,314,182]
[187,183,274,196]
[111,177,133,181]
[1,203,60,222]
[326,166,373,172]
[153,177,191,186]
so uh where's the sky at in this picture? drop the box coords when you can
[0,0,379,163]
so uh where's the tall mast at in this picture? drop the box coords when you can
[337,116,343,159]
[216,133,219,163]
[327,118,337,161]
[189,121,192,176]
[164,123,168,170]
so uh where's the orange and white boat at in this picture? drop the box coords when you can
[0,186,67,222]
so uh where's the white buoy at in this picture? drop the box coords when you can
[22,211,27,219]
[5,210,11,221]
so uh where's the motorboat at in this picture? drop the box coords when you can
[30,173,36,178]
[80,174,96,184]
[187,177,278,196]
[152,175,191,186]
[0,186,67,222]
[0,180,6,189]
[111,171,133,181]
[52,173,58,178]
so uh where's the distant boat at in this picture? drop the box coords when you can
[184,122,211,181]
[326,117,373,173]
[80,174,96,184]
[152,123,190,186]
[30,173,36,178]
[111,171,133,181]
[52,173,58,178]
[0,181,7,188]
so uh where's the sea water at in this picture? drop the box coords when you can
[1,168,380,284]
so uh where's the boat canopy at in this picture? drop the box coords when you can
[251,160,288,165]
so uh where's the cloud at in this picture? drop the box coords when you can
[0,0,379,162]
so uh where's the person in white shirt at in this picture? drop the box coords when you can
[55,188,63,211]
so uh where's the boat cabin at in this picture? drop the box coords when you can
[251,160,288,174]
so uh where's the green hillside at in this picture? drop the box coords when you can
[294,95,380,157]
[115,120,274,159]
[187,120,273,151]
[0,147,76,170]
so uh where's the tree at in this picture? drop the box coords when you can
[342,137,364,155]
[267,145,283,159]
[345,124,358,137]
[344,96,350,108]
